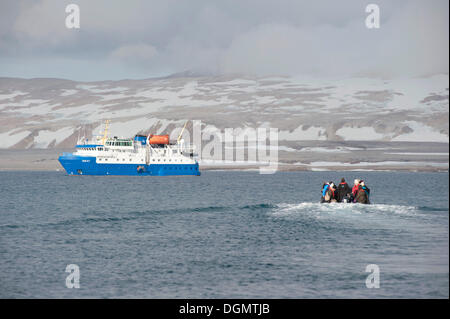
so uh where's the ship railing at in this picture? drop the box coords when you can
[172,143,197,152]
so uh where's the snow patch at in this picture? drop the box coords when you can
[33,127,74,148]
[0,91,27,101]
[336,126,384,141]
[392,121,448,142]
[0,130,31,148]
[60,89,78,97]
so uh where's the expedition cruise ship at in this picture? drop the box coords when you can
[58,121,200,176]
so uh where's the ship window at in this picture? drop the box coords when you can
[130,159,132,161]
[105,159,108,161]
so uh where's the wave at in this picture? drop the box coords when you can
[1,202,445,230]
[0,203,278,230]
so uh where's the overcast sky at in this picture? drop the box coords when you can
[0,0,448,81]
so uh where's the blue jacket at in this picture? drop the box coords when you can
[322,184,330,197]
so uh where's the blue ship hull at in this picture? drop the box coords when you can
[58,154,200,176]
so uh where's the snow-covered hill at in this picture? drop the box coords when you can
[0,74,448,149]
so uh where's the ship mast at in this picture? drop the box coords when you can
[177,121,188,143]
[99,120,110,145]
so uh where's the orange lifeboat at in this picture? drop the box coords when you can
[147,134,169,145]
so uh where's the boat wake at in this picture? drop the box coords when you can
[269,202,440,219]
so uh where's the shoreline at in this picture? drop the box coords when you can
[0,146,448,173]
[0,165,447,173]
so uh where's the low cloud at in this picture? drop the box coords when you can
[1,0,448,80]
[109,43,158,66]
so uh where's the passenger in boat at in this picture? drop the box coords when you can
[321,182,331,203]
[330,183,338,202]
[322,182,337,203]
[355,181,371,204]
[351,179,360,202]
[336,178,352,202]
[321,182,335,202]
[360,181,371,204]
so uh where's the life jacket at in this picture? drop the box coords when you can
[352,185,359,195]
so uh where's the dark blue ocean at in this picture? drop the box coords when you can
[0,171,448,298]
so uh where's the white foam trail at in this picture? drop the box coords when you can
[270,202,422,218]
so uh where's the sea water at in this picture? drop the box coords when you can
[0,171,448,298]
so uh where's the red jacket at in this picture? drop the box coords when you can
[352,185,359,196]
